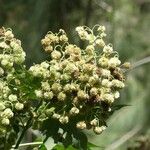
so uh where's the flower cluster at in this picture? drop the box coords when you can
[29,25,130,134]
[0,28,25,135]
[0,28,26,74]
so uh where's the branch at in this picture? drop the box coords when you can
[131,56,150,70]
[12,142,43,149]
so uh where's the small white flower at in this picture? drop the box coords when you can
[111,79,125,88]
[98,57,108,67]
[101,69,111,77]
[35,90,43,98]
[1,118,10,125]
[60,35,68,42]
[90,119,98,126]
[102,93,114,103]
[59,116,69,124]
[95,39,105,47]
[1,108,14,118]
[103,45,113,54]
[44,91,54,100]
[70,107,79,115]
[108,57,121,68]
[5,30,14,39]
[52,113,60,119]
[57,92,66,101]
[15,102,24,110]
[51,50,61,60]
[76,121,86,129]
[97,26,106,32]
[0,103,5,111]
[41,81,50,91]
[90,88,98,96]
[93,126,106,134]
[101,79,112,87]
[114,91,120,99]
[8,94,17,101]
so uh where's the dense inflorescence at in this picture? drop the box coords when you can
[0,25,130,149]
[0,28,26,137]
[29,25,130,134]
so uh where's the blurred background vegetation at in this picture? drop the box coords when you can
[0,0,150,149]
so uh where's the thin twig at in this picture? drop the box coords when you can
[12,142,43,148]
[105,125,142,150]
[131,56,150,70]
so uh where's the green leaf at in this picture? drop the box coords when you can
[66,145,77,150]
[39,144,47,150]
[111,104,130,113]
[87,142,99,148]
[87,142,101,150]
[52,144,65,150]
[52,144,77,150]
[73,130,88,150]
[62,132,72,147]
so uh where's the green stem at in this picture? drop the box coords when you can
[12,142,43,148]
[14,100,43,149]
[14,117,32,149]
[4,132,7,150]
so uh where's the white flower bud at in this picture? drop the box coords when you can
[51,50,61,60]
[60,35,68,42]
[98,57,108,67]
[1,108,14,118]
[15,102,24,110]
[0,103,5,111]
[44,91,54,100]
[57,92,66,101]
[70,107,79,115]
[102,93,114,103]
[35,90,43,98]
[108,57,121,68]
[101,69,111,77]
[95,39,105,47]
[101,79,112,87]
[98,26,106,32]
[85,45,94,55]
[5,30,14,39]
[8,94,17,101]
[103,45,113,54]
[77,90,88,100]
[93,126,106,134]
[111,79,125,88]
[41,62,49,69]
[2,118,10,125]
[114,91,120,99]
[52,113,60,119]
[90,119,98,126]
[1,59,9,67]
[45,45,53,52]
[76,121,86,129]
[0,67,4,76]
[88,75,99,85]
[51,83,62,93]
[41,81,50,91]
[90,88,98,96]
[59,116,69,124]
[0,42,9,49]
